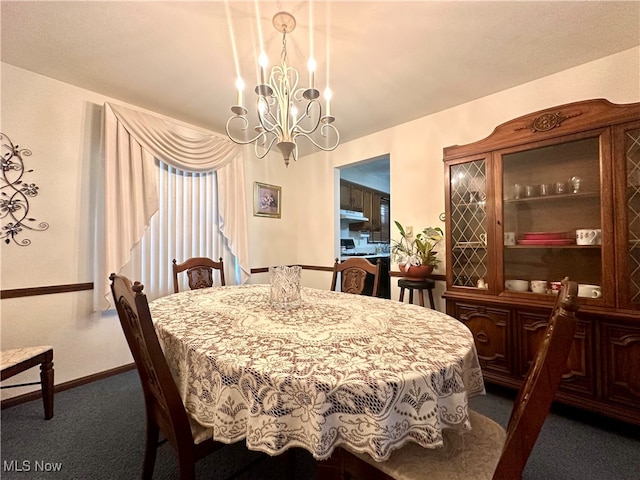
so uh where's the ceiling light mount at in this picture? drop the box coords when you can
[272,11,296,34]
[226,12,339,167]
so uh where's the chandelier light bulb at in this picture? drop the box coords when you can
[235,77,245,107]
[324,87,332,117]
[307,57,316,90]
[259,52,268,84]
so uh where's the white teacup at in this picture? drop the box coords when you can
[504,231,516,246]
[530,280,547,294]
[578,284,602,298]
[576,229,601,245]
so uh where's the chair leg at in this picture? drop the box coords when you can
[408,289,414,304]
[39,358,54,420]
[399,287,405,302]
[176,439,197,480]
[142,422,160,480]
[178,452,196,480]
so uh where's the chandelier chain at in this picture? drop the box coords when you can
[281,30,288,66]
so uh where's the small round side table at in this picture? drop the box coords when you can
[398,278,436,309]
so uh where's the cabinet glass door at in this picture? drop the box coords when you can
[617,124,640,308]
[501,135,606,300]
[450,159,489,288]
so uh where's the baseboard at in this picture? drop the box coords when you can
[0,363,136,410]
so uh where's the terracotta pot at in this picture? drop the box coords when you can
[400,264,434,280]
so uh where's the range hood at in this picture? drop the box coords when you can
[340,209,368,222]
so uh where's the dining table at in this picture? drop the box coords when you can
[149,284,485,463]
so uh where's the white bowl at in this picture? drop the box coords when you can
[505,279,529,292]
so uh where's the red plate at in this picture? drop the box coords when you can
[517,238,575,245]
[522,231,573,240]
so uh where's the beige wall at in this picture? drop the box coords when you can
[1,46,638,398]
[1,64,133,399]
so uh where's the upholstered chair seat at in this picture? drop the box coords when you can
[352,410,506,480]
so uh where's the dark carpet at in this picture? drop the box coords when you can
[1,370,639,479]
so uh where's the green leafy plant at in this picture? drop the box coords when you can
[391,221,444,267]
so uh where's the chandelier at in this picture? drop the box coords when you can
[226,12,339,167]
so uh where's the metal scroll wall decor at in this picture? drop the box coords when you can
[1,133,49,245]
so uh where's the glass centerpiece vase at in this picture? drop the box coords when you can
[269,265,302,310]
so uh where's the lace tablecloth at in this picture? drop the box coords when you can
[150,285,484,461]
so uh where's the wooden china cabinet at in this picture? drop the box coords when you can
[443,99,640,425]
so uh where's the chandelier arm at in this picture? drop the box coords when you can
[255,94,280,132]
[270,62,299,141]
[226,116,275,146]
[258,65,289,139]
[257,103,283,139]
[254,133,279,159]
[294,123,340,152]
[320,122,340,144]
[291,98,322,135]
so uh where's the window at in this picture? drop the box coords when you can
[120,160,227,300]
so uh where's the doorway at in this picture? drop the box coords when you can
[337,154,391,297]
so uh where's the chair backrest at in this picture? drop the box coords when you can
[172,257,225,293]
[109,273,194,449]
[330,257,381,297]
[492,277,579,479]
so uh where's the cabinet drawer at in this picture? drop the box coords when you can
[601,321,640,409]
[454,303,511,376]
[518,310,594,397]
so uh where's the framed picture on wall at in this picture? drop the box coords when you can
[253,182,281,218]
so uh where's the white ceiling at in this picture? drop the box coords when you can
[2,1,639,153]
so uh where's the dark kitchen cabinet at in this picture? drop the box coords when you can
[378,197,390,243]
[342,180,390,240]
[362,190,372,229]
[340,180,364,212]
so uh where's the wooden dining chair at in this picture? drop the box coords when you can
[1,346,54,420]
[110,273,224,480]
[340,277,580,480]
[172,256,225,293]
[331,257,381,297]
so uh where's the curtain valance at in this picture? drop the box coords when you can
[107,103,237,172]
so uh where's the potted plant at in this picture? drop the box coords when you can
[391,221,444,279]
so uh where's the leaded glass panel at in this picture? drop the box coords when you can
[625,127,640,304]
[450,160,488,287]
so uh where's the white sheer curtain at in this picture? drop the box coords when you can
[96,102,250,310]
